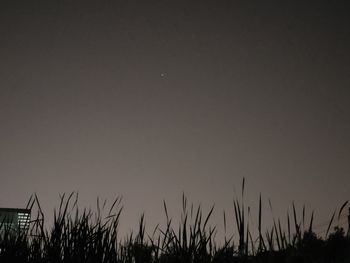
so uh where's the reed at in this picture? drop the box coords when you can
[0,181,349,263]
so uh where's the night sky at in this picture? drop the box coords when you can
[1,1,350,238]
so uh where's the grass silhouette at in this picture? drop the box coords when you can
[1,182,349,263]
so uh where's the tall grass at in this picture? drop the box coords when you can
[1,181,349,263]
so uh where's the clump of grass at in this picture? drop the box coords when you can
[1,193,124,263]
[156,194,216,263]
[0,180,349,263]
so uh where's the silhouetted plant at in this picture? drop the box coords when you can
[0,182,349,263]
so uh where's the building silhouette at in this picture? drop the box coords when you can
[0,208,31,237]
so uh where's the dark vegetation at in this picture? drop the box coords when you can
[1,181,350,263]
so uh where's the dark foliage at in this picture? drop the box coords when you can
[0,190,349,263]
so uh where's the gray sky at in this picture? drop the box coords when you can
[1,0,350,239]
